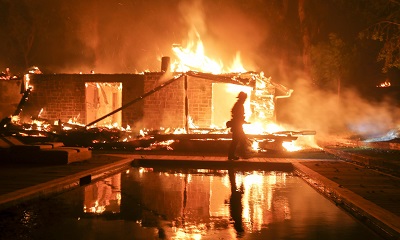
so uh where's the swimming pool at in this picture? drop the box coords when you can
[0,167,384,240]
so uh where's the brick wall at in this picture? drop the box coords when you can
[142,73,185,129]
[24,73,254,131]
[0,80,23,119]
[29,74,144,128]
[187,76,212,127]
[27,73,212,131]
[142,74,213,130]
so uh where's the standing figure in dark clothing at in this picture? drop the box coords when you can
[228,91,248,160]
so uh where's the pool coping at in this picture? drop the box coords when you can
[292,160,400,240]
[0,154,137,210]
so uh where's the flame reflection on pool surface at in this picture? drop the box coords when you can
[0,168,383,240]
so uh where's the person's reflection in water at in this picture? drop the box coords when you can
[228,169,244,237]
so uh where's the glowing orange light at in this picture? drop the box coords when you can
[171,29,246,74]
[377,80,391,88]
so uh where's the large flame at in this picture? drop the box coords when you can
[171,30,246,74]
[169,31,311,152]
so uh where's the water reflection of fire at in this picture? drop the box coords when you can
[84,173,121,214]
[130,168,292,238]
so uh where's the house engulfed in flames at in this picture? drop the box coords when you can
[0,63,316,153]
[1,31,317,152]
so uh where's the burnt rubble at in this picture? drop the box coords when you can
[0,71,313,152]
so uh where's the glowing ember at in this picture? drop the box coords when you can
[282,141,302,152]
[251,140,260,151]
[67,115,84,126]
[24,74,34,91]
[37,108,44,118]
[377,80,391,88]
[10,115,20,124]
[173,128,187,134]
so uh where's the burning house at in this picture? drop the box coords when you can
[0,62,316,154]
[0,29,319,153]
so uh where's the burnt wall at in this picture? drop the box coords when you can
[142,74,185,129]
[187,76,212,127]
[0,80,23,119]
[142,74,212,130]
[23,73,215,131]
[28,74,144,128]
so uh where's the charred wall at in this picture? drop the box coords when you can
[0,80,23,119]
[25,73,213,131]
[187,76,212,127]
[28,74,144,128]
[142,74,212,130]
[142,73,185,129]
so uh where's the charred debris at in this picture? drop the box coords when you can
[0,71,315,152]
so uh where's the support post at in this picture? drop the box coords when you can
[184,74,189,133]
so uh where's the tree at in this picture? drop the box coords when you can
[358,0,400,72]
[298,0,312,79]
[5,0,36,71]
[309,33,351,95]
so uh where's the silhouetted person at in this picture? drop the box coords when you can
[228,91,248,160]
[228,169,244,236]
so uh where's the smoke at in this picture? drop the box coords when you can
[177,0,269,72]
[179,0,206,35]
[278,78,400,141]
[57,0,271,74]
[0,0,290,75]
[46,0,186,73]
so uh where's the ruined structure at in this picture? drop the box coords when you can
[1,71,291,133]
[0,70,305,152]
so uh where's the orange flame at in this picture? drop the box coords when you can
[377,80,391,88]
[171,30,246,74]
[169,30,309,151]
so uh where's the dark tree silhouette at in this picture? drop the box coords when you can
[357,0,400,72]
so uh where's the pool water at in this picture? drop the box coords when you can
[0,167,384,240]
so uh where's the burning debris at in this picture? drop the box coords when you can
[0,68,20,81]
[0,69,316,153]
[377,80,391,88]
[0,30,316,152]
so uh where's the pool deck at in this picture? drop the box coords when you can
[0,152,399,239]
